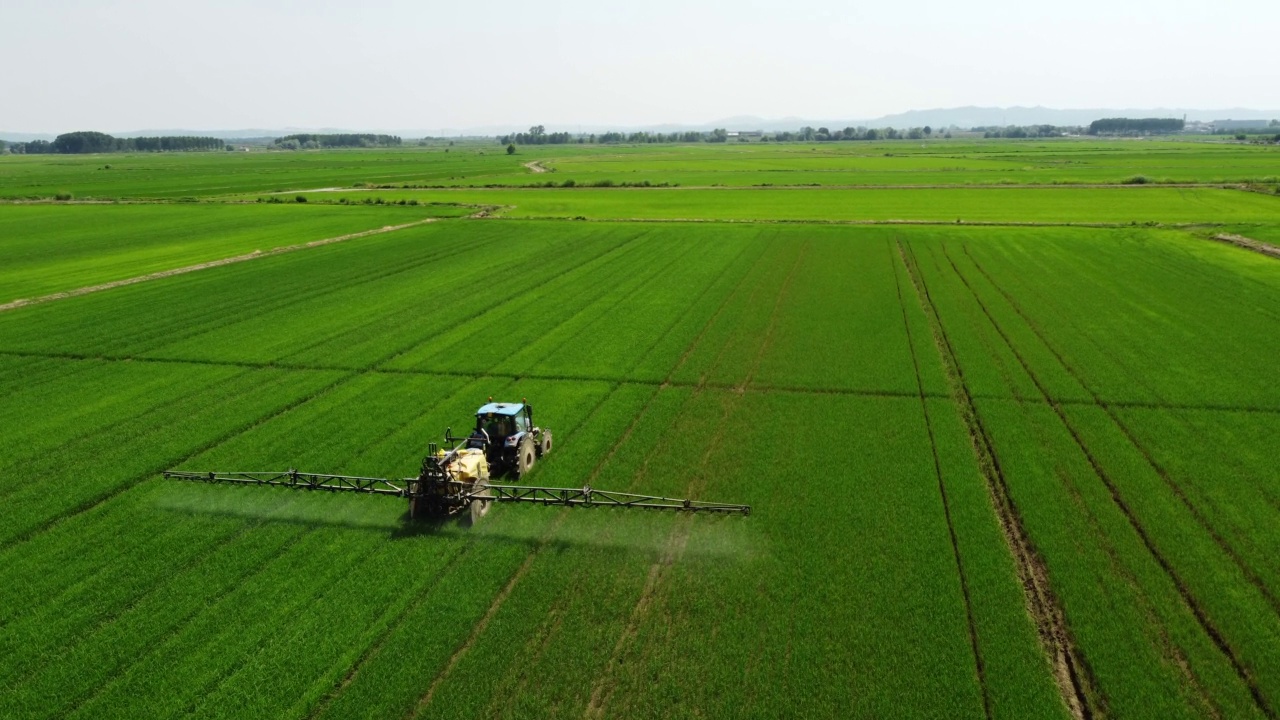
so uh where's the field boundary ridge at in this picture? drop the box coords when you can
[898,240,1095,720]
[1211,234,1280,259]
[0,218,437,314]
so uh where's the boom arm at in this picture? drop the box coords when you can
[163,469,750,515]
[477,483,750,514]
[162,470,406,496]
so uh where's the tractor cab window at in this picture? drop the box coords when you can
[478,414,502,439]
[485,416,515,439]
[516,413,530,433]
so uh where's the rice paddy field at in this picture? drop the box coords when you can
[1,138,1278,719]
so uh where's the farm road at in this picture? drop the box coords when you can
[0,218,437,314]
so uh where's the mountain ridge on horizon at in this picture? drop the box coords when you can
[4,106,1277,142]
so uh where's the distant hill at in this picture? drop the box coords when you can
[705,107,1279,131]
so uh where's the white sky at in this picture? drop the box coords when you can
[3,0,1277,133]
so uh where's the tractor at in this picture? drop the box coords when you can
[455,398,551,479]
[164,398,750,522]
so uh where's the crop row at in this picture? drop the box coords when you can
[0,218,1051,717]
[0,148,523,199]
[14,217,1274,717]
[0,221,941,399]
[0,203,439,302]
[903,231,1280,718]
[295,186,1280,224]
[4,142,1277,200]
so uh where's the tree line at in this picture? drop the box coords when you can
[3,131,224,154]
[976,125,1079,138]
[1088,118,1185,135]
[503,125,963,147]
[274,134,401,149]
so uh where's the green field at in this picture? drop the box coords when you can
[2,139,1278,199]
[2,140,1279,719]
[0,204,450,302]
[295,185,1280,224]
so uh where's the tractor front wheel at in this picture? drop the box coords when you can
[538,430,553,457]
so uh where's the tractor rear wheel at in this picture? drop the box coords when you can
[516,436,536,478]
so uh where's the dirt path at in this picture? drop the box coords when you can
[0,218,436,313]
[1212,233,1280,259]
[523,161,548,174]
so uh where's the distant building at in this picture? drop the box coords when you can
[728,130,763,138]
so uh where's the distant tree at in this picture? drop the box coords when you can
[863,128,878,141]
[52,131,116,153]
[1088,118,1184,135]
[708,128,728,143]
[275,133,398,149]
[923,126,933,136]
[506,143,516,155]
[908,128,924,140]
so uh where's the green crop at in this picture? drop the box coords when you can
[0,203,444,302]
[3,139,1279,719]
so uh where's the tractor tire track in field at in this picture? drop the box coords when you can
[175,539,394,720]
[898,240,1096,720]
[624,233,761,376]
[284,227,644,371]
[511,234,701,372]
[957,244,1280,620]
[0,370,356,552]
[565,241,788,716]
[586,240,807,719]
[0,219,437,314]
[373,231,648,370]
[949,240,1280,514]
[409,549,540,716]
[404,381,641,719]
[141,223,514,362]
[0,365,265,506]
[475,383,680,718]
[934,243,1276,719]
[925,239,1235,720]
[0,489,301,687]
[890,239,992,719]
[57,523,319,718]
[55,218,511,366]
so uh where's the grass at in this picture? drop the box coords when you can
[0,203,445,302]
[295,186,1280,224]
[4,140,1278,199]
[2,138,1279,719]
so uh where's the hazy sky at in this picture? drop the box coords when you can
[4,0,1277,133]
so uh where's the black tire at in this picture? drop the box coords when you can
[516,436,536,478]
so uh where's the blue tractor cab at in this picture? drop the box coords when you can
[466,398,552,478]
